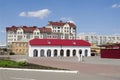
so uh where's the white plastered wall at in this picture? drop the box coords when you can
[29,45,91,57]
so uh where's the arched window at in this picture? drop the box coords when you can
[54,49,57,57]
[66,49,70,57]
[33,49,38,57]
[79,49,82,55]
[47,49,51,57]
[73,49,76,56]
[85,49,88,57]
[60,49,64,56]
[40,49,44,57]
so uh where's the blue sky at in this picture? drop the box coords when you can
[0,0,120,44]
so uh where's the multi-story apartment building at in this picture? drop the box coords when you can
[46,21,76,39]
[6,21,76,48]
[6,26,51,48]
[77,33,120,45]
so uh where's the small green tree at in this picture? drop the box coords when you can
[3,48,7,52]
[9,52,15,55]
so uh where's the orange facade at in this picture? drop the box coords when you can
[12,42,28,55]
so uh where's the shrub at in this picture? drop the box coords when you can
[3,48,7,52]
[91,53,95,56]
[17,61,27,66]
[9,52,15,55]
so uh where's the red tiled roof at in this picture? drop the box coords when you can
[48,21,76,28]
[99,43,120,49]
[6,26,52,33]
[39,27,52,33]
[6,26,18,32]
[29,39,91,46]
[22,27,36,33]
[6,26,36,33]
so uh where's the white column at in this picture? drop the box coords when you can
[70,49,73,57]
[82,49,84,57]
[64,49,66,57]
[38,49,40,57]
[88,48,91,56]
[51,50,54,57]
[44,49,47,57]
[76,49,79,57]
[57,49,60,57]
[29,47,33,57]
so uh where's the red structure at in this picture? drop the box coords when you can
[100,43,120,59]
[29,39,91,46]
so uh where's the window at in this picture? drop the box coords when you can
[33,49,38,57]
[73,49,76,56]
[34,36,39,38]
[60,49,64,56]
[79,49,82,55]
[66,49,70,57]
[47,49,51,57]
[85,49,88,57]
[26,34,30,39]
[37,32,39,35]
[54,49,57,57]
[40,49,44,57]
[17,36,22,41]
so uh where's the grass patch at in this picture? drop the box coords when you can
[0,59,26,67]
[0,59,66,70]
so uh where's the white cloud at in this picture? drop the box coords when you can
[0,30,6,33]
[60,17,72,21]
[112,4,120,8]
[67,20,75,24]
[19,9,51,19]
[19,12,26,16]
[60,17,75,23]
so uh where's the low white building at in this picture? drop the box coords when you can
[0,44,6,48]
[29,39,91,57]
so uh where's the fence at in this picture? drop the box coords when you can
[101,49,120,59]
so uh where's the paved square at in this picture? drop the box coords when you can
[7,55,120,80]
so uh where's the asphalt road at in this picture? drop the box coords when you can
[0,68,119,80]
[0,68,77,80]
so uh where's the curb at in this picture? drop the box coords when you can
[0,68,78,74]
